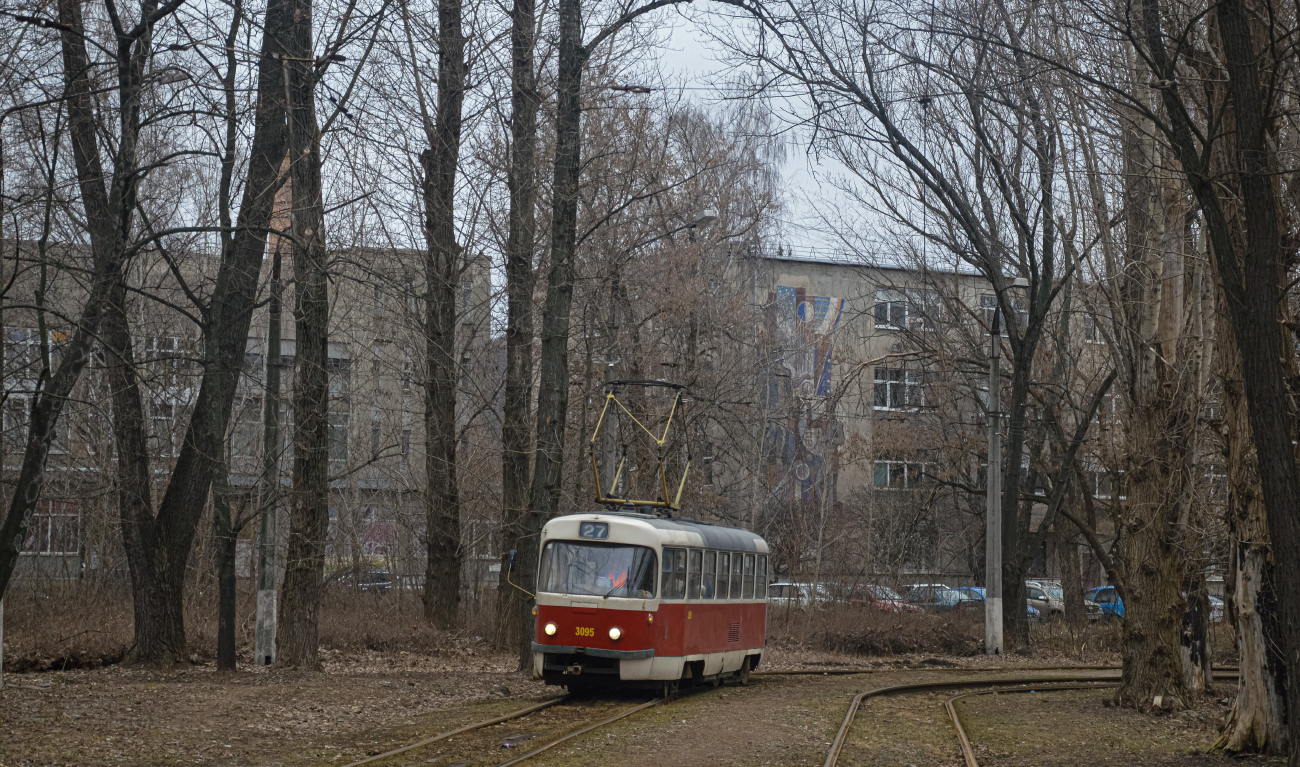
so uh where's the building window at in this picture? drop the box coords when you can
[231,396,261,457]
[145,336,181,390]
[4,394,28,451]
[401,428,411,469]
[151,399,175,457]
[1086,468,1126,500]
[21,500,80,555]
[980,294,1028,334]
[371,420,382,459]
[329,407,350,462]
[874,368,926,410]
[874,289,939,331]
[874,460,929,489]
[5,328,40,381]
[1083,315,1105,344]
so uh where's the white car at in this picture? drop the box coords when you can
[767,582,836,609]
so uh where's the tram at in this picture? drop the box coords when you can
[530,511,769,690]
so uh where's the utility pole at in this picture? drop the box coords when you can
[254,247,284,665]
[985,305,1003,655]
[602,271,621,494]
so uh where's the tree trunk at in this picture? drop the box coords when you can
[1139,0,1300,749]
[419,0,467,629]
[1055,514,1086,634]
[520,0,587,653]
[0,0,178,601]
[497,0,540,664]
[1181,570,1211,694]
[277,0,331,668]
[213,463,237,672]
[1215,302,1287,754]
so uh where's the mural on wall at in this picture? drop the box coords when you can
[762,286,846,503]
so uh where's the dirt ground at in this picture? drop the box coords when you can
[0,648,1278,767]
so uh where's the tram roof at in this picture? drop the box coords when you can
[550,511,766,552]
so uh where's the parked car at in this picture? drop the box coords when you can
[1025,581,1064,615]
[844,583,920,613]
[767,582,835,610]
[903,584,969,612]
[338,568,393,595]
[951,587,1042,619]
[1085,585,1124,618]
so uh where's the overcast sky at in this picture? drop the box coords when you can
[656,9,848,259]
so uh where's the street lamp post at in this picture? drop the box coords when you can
[985,277,1027,656]
[985,305,1004,655]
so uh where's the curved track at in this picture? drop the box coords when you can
[824,668,1240,767]
[339,664,1235,767]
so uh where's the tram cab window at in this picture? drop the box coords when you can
[687,550,703,599]
[742,554,756,599]
[730,553,743,598]
[662,548,687,599]
[702,551,717,598]
[538,540,657,598]
[717,553,731,599]
[757,555,768,594]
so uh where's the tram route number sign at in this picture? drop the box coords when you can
[579,521,609,540]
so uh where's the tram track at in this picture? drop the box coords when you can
[336,663,1237,767]
[822,667,1241,767]
[338,690,673,767]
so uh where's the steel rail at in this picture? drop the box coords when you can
[822,672,1125,767]
[942,670,1241,767]
[339,695,569,767]
[494,696,663,766]
[944,683,1113,767]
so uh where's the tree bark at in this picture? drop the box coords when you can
[419,0,467,630]
[520,0,587,653]
[1136,0,1300,747]
[213,463,237,672]
[498,0,540,664]
[277,0,331,668]
[1215,296,1287,754]
[0,0,182,603]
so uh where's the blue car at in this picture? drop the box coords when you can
[1085,586,1124,618]
[951,586,1041,618]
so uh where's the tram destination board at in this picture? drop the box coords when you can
[578,521,609,539]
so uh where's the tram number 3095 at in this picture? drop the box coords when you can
[575,627,595,637]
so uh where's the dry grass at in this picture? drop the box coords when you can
[1,578,502,671]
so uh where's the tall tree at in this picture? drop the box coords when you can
[0,0,186,606]
[498,0,541,665]
[415,0,469,630]
[277,0,332,668]
[1126,0,1300,747]
[93,0,291,664]
[518,0,693,648]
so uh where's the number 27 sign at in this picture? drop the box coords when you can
[579,522,609,540]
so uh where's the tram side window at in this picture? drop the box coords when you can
[757,555,768,595]
[662,547,687,599]
[742,554,756,599]
[687,550,703,599]
[717,553,731,599]
[702,551,716,598]
[730,552,743,598]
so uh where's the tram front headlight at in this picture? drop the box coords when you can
[608,626,622,641]
[544,622,558,636]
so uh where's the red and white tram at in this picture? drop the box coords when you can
[531,511,769,690]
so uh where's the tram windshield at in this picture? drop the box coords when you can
[538,541,658,598]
